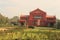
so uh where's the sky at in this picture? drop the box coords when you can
[0,0,60,19]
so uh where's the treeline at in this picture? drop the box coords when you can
[0,13,19,27]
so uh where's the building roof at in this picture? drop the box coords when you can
[30,8,46,13]
[20,15,29,18]
[46,15,56,18]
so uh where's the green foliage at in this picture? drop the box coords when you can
[9,16,19,26]
[0,13,20,27]
[56,19,60,29]
[10,16,19,22]
[0,14,9,24]
[0,28,60,40]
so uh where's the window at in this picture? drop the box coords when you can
[34,16,42,19]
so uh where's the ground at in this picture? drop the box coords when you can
[0,27,60,40]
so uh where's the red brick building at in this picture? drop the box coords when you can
[19,8,56,27]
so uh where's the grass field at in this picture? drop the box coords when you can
[0,27,60,40]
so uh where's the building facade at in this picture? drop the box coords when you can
[19,8,56,27]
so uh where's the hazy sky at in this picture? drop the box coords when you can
[0,0,60,19]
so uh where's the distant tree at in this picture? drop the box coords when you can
[10,16,19,25]
[56,19,60,29]
[0,13,11,27]
[0,13,9,24]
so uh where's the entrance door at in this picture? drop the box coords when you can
[37,20,40,26]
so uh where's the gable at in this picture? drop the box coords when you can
[30,8,46,16]
[31,8,45,13]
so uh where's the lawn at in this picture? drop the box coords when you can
[0,27,60,40]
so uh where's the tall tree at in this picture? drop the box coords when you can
[0,13,9,24]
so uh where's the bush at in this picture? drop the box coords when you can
[28,26,34,29]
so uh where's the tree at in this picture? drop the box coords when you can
[56,19,60,29]
[10,16,19,25]
[0,13,11,27]
[0,13,9,24]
